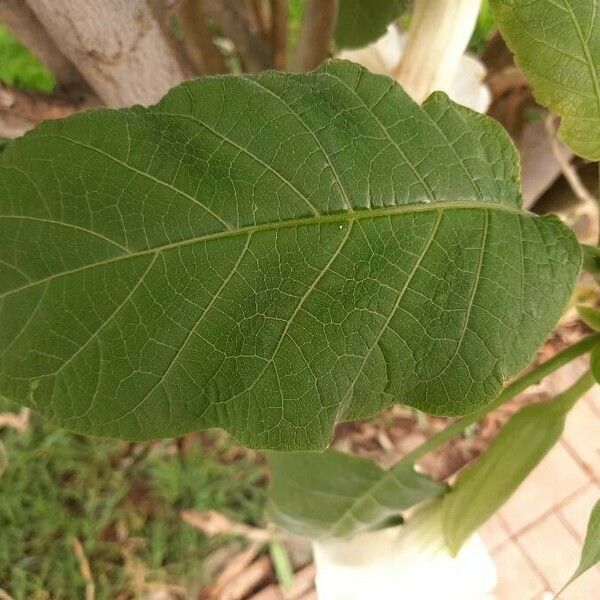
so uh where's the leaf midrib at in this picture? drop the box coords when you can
[0,200,524,300]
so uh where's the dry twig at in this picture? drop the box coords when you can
[181,509,272,543]
[200,543,263,599]
[545,114,598,208]
[545,113,599,243]
[72,538,95,600]
[220,555,273,600]
[247,564,316,600]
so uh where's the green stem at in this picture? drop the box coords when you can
[401,333,600,465]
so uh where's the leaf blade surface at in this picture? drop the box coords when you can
[0,60,581,449]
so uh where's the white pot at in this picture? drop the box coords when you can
[312,505,497,600]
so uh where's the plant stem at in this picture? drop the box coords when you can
[393,0,481,102]
[402,333,600,465]
[252,0,272,42]
[178,0,228,75]
[291,0,337,72]
[271,0,288,70]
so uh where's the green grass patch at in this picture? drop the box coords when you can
[0,398,266,599]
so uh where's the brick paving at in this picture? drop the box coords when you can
[479,385,600,599]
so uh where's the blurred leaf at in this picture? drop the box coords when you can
[267,450,444,538]
[442,386,585,554]
[562,498,600,591]
[491,0,600,160]
[335,0,405,49]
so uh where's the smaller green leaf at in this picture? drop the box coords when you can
[335,0,405,49]
[561,498,600,592]
[267,450,444,539]
[577,306,600,331]
[269,539,294,593]
[442,384,587,554]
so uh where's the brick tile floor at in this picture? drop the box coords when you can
[479,385,600,599]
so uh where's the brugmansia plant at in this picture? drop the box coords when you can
[1,0,600,596]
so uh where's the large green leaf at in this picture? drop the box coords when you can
[335,0,405,49]
[267,450,444,538]
[0,60,580,450]
[491,0,600,160]
[562,497,600,591]
[442,375,592,554]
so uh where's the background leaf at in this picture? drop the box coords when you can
[442,373,594,554]
[491,0,600,160]
[267,450,443,538]
[335,0,405,49]
[0,60,581,450]
[562,497,600,591]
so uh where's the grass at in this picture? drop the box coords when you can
[0,397,267,599]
